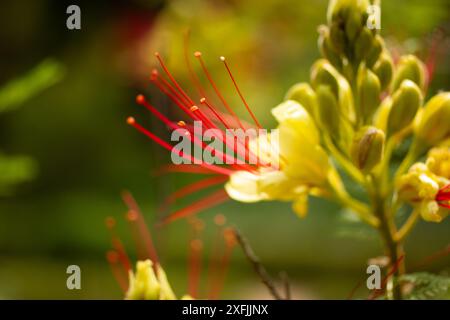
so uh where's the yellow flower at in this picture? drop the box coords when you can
[225,100,339,218]
[397,147,450,222]
[126,259,176,300]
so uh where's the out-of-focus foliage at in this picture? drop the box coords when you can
[0,59,64,195]
[401,272,450,300]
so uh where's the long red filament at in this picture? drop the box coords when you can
[183,30,208,98]
[121,191,160,266]
[161,189,230,225]
[195,52,244,130]
[209,227,236,299]
[221,56,262,129]
[155,52,195,106]
[164,176,229,206]
[106,250,129,292]
[127,117,233,176]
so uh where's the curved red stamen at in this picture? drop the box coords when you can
[436,184,450,209]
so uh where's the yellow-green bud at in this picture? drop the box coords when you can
[387,80,422,136]
[351,126,385,173]
[366,35,383,68]
[318,26,343,69]
[126,260,161,300]
[392,55,426,92]
[316,85,341,135]
[354,28,373,64]
[311,59,339,96]
[311,59,356,123]
[285,82,318,119]
[373,52,394,91]
[357,65,381,124]
[414,92,450,146]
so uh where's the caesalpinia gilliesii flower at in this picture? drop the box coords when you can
[397,146,450,222]
[106,192,236,299]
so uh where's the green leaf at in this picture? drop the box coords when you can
[0,59,65,113]
[0,153,37,195]
[400,272,450,300]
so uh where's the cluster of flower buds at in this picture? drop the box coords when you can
[284,0,449,222]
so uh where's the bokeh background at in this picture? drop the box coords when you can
[0,0,449,299]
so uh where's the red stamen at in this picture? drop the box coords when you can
[184,30,208,98]
[160,189,230,225]
[106,250,129,292]
[221,56,262,129]
[121,191,159,265]
[195,52,244,130]
[209,227,236,299]
[436,184,450,209]
[207,214,227,299]
[163,175,229,206]
[127,117,233,176]
[155,52,195,106]
[151,72,200,121]
[105,216,132,272]
[136,94,178,130]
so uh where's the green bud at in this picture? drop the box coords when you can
[357,65,381,124]
[311,59,339,96]
[351,126,385,173]
[354,28,373,64]
[373,52,394,91]
[414,92,450,146]
[311,59,356,123]
[345,9,363,43]
[318,26,343,69]
[392,55,426,92]
[387,80,423,136]
[285,82,318,119]
[329,23,346,55]
[316,85,341,135]
[366,35,383,68]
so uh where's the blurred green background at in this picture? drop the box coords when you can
[0,0,449,299]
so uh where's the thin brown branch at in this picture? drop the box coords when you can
[232,228,283,300]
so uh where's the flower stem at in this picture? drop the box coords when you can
[370,175,405,300]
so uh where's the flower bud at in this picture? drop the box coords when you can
[373,52,394,91]
[316,85,341,135]
[357,65,381,124]
[392,55,426,92]
[350,126,385,173]
[318,26,343,69]
[126,260,161,300]
[414,92,450,146]
[311,59,356,123]
[365,35,383,68]
[285,83,318,120]
[354,28,373,64]
[387,80,422,136]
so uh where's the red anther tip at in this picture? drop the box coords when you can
[136,94,145,104]
[106,250,119,263]
[223,227,236,246]
[154,51,160,57]
[194,51,202,57]
[150,69,158,81]
[199,97,206,103]
[126,210,138,222]
[127,117,136,125]
[190,105,199,112]
[214,214,226,226]
[219,56,225,62]
[191,239,203,251]
[105,216,116,229]
[177,120,186,127]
